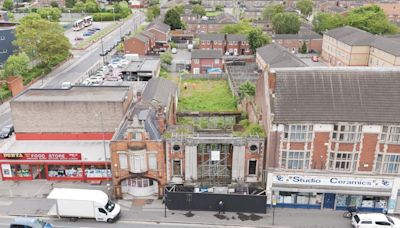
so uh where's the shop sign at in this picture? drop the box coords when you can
[211,151,220,161]
[1,164,11,177]
[0,153,81,160]
[273,174,393,189]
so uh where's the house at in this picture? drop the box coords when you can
[111,77,178,198]
[0,11,17,66]
[273,31,323,54]
[185,13,237,34]
[321,26,400,66]
[198,34,225,52]
[146,21,171,51]
[191,49,223,74]
[256,67,400,213]
[141,30,156,49]
[256,43,306,72]
[226,34,251,55]
[198,33,251,55]
[124,34,151,56]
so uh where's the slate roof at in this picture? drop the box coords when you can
[227,34,247,42]
[256,43,307,68]
[191,49,223,59]
[273,33,322,40]
[142,77,178,107]
[147,20,170,33]
[135,34,150,43]
[371,37,400,56]
[324,26,376,46]
[271,67,400,124]
[198,33,225,41]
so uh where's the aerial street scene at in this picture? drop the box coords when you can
[0,0,400,227]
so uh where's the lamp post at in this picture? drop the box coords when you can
[112,8,115,22]
[100,37,105,64]
[163,194,167,217]
[99,112,110,196]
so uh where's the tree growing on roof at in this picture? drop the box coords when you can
[239,80,256,100]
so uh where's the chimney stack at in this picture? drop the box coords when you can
[268,69,277,94]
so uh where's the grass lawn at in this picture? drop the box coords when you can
[206,11,221,17]
[178,79,237,112]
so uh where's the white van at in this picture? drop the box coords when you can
[61,82,71,89]
[352,213,400,228]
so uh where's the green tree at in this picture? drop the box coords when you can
[272,13,300,34]
[262,3,284,20]
[146,5,160,21]
[299,41,307,53]
[37,7,62,22]
[247,28,271,53]
[65,0,76,8]
[221,21,254,34]
[345,5,398,35]
[173,4,184,15]
[84,0,100,13]
[239,81,256,100]
[7,12,14,21]
[3,0,13,11]
[148,0,159,6]
[50,0,59,8]
[113,1,131,17]
[2,52,30,78]
[312,12,344,34]
[164,8,183,29]
[192,4,206,17]
[160,51,173,65]
[14,13,71,67]
[215,4,223,11]
[296,0,313,17]
[72,1,85,12]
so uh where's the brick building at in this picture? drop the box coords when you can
[146,21,171,51]
[191,49,224,74]
[198,34,251,55]
[273,32,323,54]
[1,86,133,182]
[111,78,178,198]
[256,67,400,213]
[321,26,400,67]
[124,34,151,56]
[185,13,237,34]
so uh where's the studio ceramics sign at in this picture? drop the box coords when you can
[273,174,393,189]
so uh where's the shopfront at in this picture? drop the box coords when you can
[0,153,111,181]
[266,172,397,213]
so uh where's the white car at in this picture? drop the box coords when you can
[171,48,177,54]
[89,76,103,84]
[352,213,400,228]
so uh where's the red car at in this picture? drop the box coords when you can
[74,37,84,41]
[311,56,319,62]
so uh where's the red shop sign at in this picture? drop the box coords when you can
[0,153,81,160]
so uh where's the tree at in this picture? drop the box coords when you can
[239,81,255,100]
[296,0,313,17]
[172,4,184,15]
[345,5,398,35]
[113,1,131,18]
[72,1,85,12]
[247,28,271,53]
[149,0,159,6]
[50,0,59,8]
[312,12,344,34]
[84,0,100,13]
[14,13,71,67]
[262,3,284,20]
[299,41,307,53]
[215,4,223,11]
[37,7,62,22]
[221,21,254,34]
[192,4,206,17]
[2,52,30,78]
[3,0,13,11]
[65,0,76,8]
[164,8,183,30]
[146,5,160,21]
[272,13,300,34]
[160,52,173,65]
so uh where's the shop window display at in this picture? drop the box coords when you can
[85,165,111,178]
[48,165,82,178]
[336,194,387,209]
[277,191,322,205]
[10,164,31,177]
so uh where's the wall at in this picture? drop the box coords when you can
[147,28,168,43]
[124,38,147,55]
[0,27,16,64]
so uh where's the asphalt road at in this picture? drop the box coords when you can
[0,11,145,130]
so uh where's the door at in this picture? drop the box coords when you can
[193,68,200,74]
[323,193,336,209]
[95,208,108,221]
[32,165,46,179]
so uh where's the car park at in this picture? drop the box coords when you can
[0,125,14,139]
[352,213,400,228]
[10,217,54,228]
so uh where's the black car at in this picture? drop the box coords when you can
[0,125,14,139]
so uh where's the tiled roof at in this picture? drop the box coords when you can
[256,43,306,68]
[198,33,225,41]
[371,37,400,56]
[227,34,247,42]
[272,67,400,124]
[191,49,223,59]
[147,20,170,33]
[324,26,376,46]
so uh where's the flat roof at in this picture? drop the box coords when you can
[140,59,160,71]
[13,86,131,102]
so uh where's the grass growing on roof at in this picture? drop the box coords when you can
[178,79,237,112]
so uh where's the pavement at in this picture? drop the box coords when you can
[0,181,353,228]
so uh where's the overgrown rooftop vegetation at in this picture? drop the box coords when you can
[178,79,237,112]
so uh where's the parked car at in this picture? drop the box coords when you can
[0,125,14,139]
[93,27,101,30]
[88,28,96,32]
[311,56,319,62]
[352,213,400,228]
[81,79,92,86]
[171,48,177,54]
[61,81,71,89]
[105,76,122,81]
[74,37,84,41]
[10,217,54,228]
[83,32,93,36]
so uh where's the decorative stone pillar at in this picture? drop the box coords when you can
[185,144,197,181]
[231,143,245,182]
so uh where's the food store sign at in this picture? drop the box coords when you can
[0,153,81,160]
[273,174,393,189]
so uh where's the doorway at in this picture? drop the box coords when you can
[32,165,46,179]
[323,193,336,209]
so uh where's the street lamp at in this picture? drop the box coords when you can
[112,8,115,22]
[100,37,106,64]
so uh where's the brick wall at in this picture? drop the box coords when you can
[124,37,148,55]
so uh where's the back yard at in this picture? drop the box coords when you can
[178,79,237,112]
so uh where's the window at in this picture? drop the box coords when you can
[0,36,4,40]
[194,59,199,64]
[0,49,7,54]
[281,150,310,170]
[381,126,400,144]
[328,151,358,171]
[375,221,391,226]
[128,151,147,173]
[283,124,313,141]
[332,124,361,142]
[148,153,157,170]
[172,160,182,176]
[375,154,400,174]
[215,58,220,64]
[119,153,128,169]
[248,160,257,175]
[98,208,107,214]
